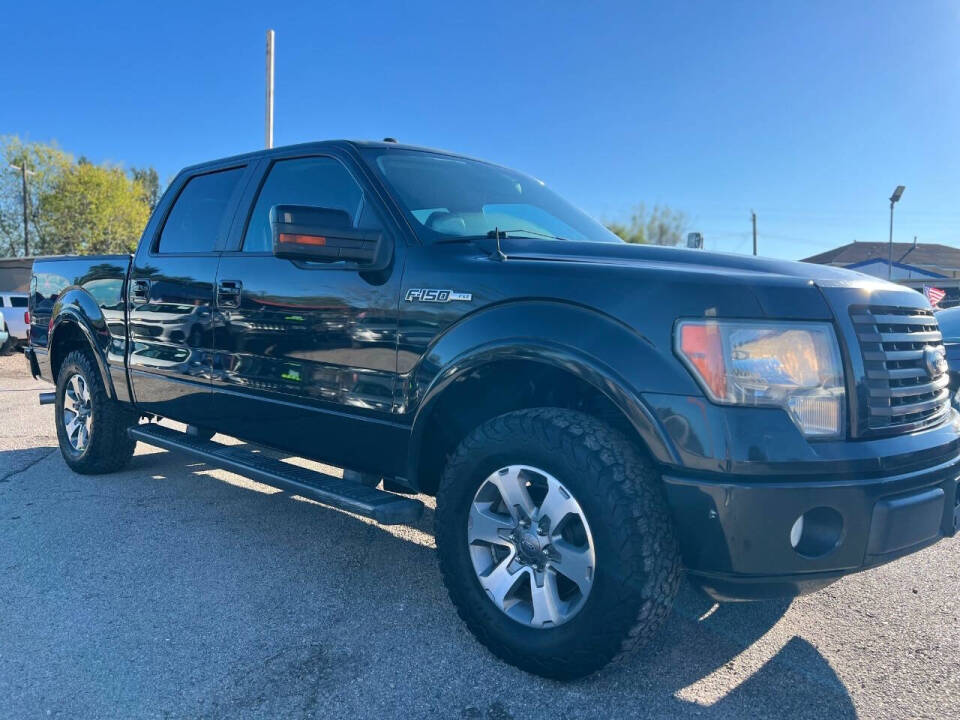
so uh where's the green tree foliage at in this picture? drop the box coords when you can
[0,137,71,256]
[131,166,161,211]
[607,204,687,246]
[0,137,160,256]
[36,162,152,255]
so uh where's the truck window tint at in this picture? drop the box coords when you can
[157,167,244,254]
[243,157,364,252]
[9,296,27,307]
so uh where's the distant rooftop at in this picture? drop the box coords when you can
[803,241,960,273]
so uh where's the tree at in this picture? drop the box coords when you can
[0,137,72,256]
[35,162,151,255]
[607,204,687,246]
[130,166,161,211]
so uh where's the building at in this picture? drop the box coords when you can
[802,241,960,306]
[0,257,33,293]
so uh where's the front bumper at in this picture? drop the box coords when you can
[664,452,960,601]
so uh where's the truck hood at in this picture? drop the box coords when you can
[496,237,898,291]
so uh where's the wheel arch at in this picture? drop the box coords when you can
[406,344,679,495]
[48,289,117,399]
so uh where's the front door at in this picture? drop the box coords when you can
[127,164,249,426]
[210,153,405,475]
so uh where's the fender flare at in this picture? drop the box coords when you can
[405,301,688,482]
[48,288,117,400]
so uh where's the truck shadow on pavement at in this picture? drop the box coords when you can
[2,445,858,719]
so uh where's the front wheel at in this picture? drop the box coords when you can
[55,349,137,474]
[435,408,681,679]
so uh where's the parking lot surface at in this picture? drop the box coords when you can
[1,354,958,719]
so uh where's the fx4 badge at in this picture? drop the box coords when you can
[405,288,473,303]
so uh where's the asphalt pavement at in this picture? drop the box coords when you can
[1,353,957,719]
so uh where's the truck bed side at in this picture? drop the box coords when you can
[28,255,132,399]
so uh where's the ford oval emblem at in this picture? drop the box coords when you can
[923,345,947,377]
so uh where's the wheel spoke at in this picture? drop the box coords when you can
[480,558,524,609]
[537,479,579,529]
[76,423,88,451]
[489,467,536,522]
[64,415,79,440]
[530,570,563,627]
[468,503,514,546]
[76,375,89,402]
[551,538,594,595]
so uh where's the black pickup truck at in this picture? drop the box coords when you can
[25,140,960,679]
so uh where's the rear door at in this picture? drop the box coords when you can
[127,163,252,425]
[210,151,406,475]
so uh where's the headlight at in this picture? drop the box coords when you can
[676,320,845,438]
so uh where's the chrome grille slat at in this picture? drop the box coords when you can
[861,348,924,362]
[855,330,942,344]
[851,312,938,327]
[867,388,950,415]
[865,366,929,381]
[867,374,950,398]
[849,304,950,434]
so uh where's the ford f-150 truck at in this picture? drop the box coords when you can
[25,140,960,679]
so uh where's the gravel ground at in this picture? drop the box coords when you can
[0,353,958,719]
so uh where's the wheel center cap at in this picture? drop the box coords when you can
[517,533,541,560]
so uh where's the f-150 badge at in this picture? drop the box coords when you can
[405,289,473,303]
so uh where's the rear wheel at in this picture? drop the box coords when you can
[435,408,681,679]
[55,350,137,474]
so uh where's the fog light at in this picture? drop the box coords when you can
[789,507,844,558]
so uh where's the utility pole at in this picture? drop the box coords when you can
[751,210,757,256]
[8,159,32,256]
[265,29,275,149]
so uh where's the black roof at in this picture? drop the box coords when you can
[180,139,469,174]
[803,241,960,272]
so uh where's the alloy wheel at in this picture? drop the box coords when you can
[466,465,596,628]
[62,373,92,452]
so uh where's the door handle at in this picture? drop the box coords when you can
[130,279,150,304]
[217,280,242,308]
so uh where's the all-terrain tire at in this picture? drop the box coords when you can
[55,349,138,474]
[435,407,681,680]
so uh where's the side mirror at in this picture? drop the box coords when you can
[270,204,386,266]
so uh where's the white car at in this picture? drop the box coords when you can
[0,292,29,346]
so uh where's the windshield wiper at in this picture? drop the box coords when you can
[485,228,569,242]
[433,228,567,262]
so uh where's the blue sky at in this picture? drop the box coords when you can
[1,0,958,260]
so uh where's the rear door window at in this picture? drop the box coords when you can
[157,167,245,254]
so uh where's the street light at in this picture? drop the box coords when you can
[888,185,905,280]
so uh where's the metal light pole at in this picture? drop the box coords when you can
[265,29,275,149]
[887,185,905,280]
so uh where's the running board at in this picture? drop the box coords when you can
[128,424,423,525]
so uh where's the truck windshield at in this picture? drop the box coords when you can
[360,148,623,244]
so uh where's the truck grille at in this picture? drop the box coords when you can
[850,305,951,434]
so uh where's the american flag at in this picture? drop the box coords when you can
[923,285,946,307]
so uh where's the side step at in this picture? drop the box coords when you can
[128,424,423,525]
